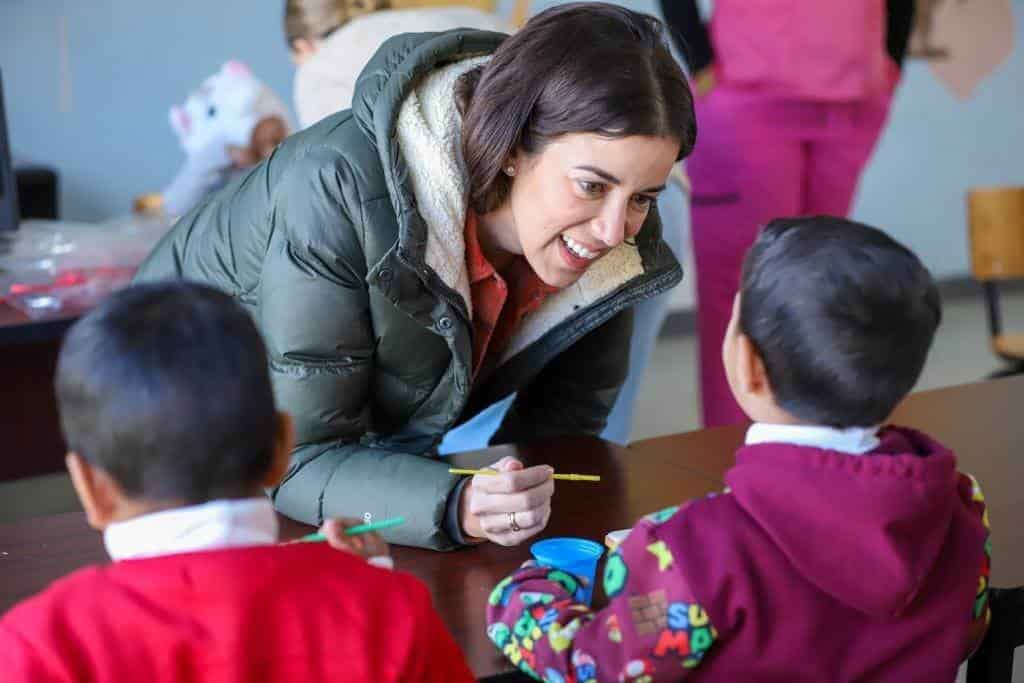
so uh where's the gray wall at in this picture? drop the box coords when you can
[0,0,295,220]
[852,1,1024,278]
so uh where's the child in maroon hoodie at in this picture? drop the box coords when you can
[0,282,474,683]
[487,217,991,682]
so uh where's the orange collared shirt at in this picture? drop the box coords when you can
[465,211,558,380]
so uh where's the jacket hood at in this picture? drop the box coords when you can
[726,426,960,617]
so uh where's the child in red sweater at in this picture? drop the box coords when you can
[0,282,473,683]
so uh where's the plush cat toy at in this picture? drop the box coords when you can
[136,60,292,217]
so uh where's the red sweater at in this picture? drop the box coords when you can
[0,542,474,683]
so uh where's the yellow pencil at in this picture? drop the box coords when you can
[551,473,601,482]
[448,468,601,482]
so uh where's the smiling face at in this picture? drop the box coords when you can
[481,133,680,289]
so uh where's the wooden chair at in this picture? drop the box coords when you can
[390,0,532,27]
[967,186,1024,375]
[967,587,1024,683]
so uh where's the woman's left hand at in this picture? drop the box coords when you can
[459,456,555,546]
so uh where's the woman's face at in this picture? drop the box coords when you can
[499,133,680,289]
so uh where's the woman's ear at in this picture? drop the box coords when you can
[262,412,295,488]
[66,453,124,531]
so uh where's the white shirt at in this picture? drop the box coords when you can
[104,497,393,569]
[104,498,279,561]
[745,423,881,455]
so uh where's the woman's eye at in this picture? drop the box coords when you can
[577,180,604,196]
[631,194,654,210]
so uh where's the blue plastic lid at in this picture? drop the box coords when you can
[531,537,604,563]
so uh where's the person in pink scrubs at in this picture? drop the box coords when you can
[661,1,915,426]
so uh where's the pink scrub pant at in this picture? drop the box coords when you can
[689,85,893,427]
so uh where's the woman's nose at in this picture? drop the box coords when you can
[593,200,629,248]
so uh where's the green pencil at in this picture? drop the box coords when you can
[299,516,406,543]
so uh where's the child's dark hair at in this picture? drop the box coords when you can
[740,217,941,427]
[55,281,278,503]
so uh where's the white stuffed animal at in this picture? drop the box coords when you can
[141,60,292,217]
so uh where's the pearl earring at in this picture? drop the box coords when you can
[505,165,516,177]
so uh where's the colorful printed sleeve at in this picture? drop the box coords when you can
[963,473,992,656]
[486,505,717,682]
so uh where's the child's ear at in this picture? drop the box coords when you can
[736,332,772,399]
[66,453,123,531]
[262,412,295,488]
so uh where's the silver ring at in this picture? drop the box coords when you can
[509,511,521,532]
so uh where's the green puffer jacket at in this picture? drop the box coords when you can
[135,29,682,550]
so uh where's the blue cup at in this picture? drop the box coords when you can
[530,537,605,606]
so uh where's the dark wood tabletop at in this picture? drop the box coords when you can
[1,377,1022,680]
[0,301,77,344]
[0,302,81,481]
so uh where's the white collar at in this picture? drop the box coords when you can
[104,498,278,561]
[745,423,881,455]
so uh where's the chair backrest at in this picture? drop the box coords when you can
[389,0,531,26]
[968,186,1024,281]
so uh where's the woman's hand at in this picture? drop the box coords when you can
[458,456,555,546]
[319,518,392,567]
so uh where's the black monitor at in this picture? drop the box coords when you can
[0,69,19,231]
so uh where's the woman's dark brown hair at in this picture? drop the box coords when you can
[457,2,696,215]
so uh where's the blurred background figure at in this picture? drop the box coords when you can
[661,0,915,427]
[148,60,292,218]
[286,0,518,129]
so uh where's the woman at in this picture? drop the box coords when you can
[661,0,914,427]
[286,0,694,447]
[135,3,696,550]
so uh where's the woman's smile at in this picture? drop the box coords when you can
[557,233,605,271]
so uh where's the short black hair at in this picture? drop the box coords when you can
[55,281,278,503]
[739,217,941,427]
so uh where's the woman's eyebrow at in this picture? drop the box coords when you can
[575,166,666,194]
[574,165,620,184]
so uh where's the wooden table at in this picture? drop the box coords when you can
[1,377,1022,680]
[0,302,78,481]
[0,301,77,345]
